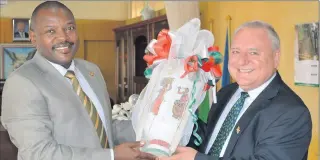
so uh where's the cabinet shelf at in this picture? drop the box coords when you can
[113,15,169,103]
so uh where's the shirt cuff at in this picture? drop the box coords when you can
[110,148,114,160]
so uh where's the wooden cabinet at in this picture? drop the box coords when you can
[113,15,169,103]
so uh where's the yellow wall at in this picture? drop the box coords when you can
[1,1,318,159]
[200,2,318,159]
[0,1,129,20]
[0,17,123,102]
[0,1,127,100]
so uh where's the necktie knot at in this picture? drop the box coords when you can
[241,92,249,99]
[65,70,76,79]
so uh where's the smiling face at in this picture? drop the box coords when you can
[228,27,280,91]
[30,8,79,68]
[16,22,26,32]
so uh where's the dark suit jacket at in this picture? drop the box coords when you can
[14,32,29,38]
[188,72,312,160]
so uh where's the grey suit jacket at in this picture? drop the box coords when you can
[1,53,135,160]
[188,72,312,160]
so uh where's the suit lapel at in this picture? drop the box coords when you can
[201,84,238,152]
[32,53,95,127]
[33,53,73,97]
[74,62,105,108]
[75,60,115,148]
[224,73,283,157]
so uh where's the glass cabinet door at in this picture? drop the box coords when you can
[154,20,169,39]
[116,31,129,103]
[115,16,169,103]
[131,26,149,95]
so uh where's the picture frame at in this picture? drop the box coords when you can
[12,18,31,42]
[0,44,37,79]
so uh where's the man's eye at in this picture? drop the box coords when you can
[249,51,259,55]
[46,29,55,34]
[232,51,239,54]
[67,26,75,30]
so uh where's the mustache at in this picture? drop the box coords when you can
[52,41,74,50]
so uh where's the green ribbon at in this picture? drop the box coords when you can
[144,68,153,79]
[188,72,202,146]
[208,51,222,64]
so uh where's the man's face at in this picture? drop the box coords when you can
[228,27,280,91]
[30,8,79,67]
[17,22,25,32]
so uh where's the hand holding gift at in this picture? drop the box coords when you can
[156,147,198,160]
[114,141,157,160]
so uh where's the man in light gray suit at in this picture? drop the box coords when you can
[1,1,155,160]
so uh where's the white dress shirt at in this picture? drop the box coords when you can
[205,73,276,157]
[48,60,114,159]
[19,32,25,38]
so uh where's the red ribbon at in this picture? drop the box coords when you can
[210,65,222,78]
[181,54,222,79]
[143,29,171,66]
[143,29,222,92]
[181,46,223,91]
[180,55,199,78]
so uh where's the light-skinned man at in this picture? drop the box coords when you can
[158,21,312,160]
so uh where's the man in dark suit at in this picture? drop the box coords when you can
[158,21,312,160]
[14,21,29,38]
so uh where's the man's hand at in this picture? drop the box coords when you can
[114,141,156,160]
[156,147,197,160]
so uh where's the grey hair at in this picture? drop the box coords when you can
[234,20,280,51]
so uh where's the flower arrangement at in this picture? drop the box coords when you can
[112,94,140,120]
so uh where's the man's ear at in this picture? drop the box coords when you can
[29,30,37,46]
[273,50,281,68]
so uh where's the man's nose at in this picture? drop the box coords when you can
[56,29,69,41]
[238,52,249,65]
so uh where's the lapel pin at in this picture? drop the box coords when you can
[236,126,241,134]
[89,71,95,77]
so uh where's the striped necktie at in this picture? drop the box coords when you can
[208,92,249,157]
[65,70,108,148]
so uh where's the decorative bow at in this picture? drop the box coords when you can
[181,46,223,91]
[143,29,171,66]
[143,29,172,78]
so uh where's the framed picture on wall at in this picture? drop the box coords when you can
[12,18,31,42]
[0,44,37,79]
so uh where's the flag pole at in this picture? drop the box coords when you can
[208,18,215,108]
[226,15,232,55]
[209,18,214,32]
[226,15,232,83]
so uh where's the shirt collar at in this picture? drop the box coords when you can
[47,60,75,76]
[238,72,277,100]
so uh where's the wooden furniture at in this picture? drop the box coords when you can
[113,15,169,103]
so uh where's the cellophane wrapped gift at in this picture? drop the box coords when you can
[131,18,222,157]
